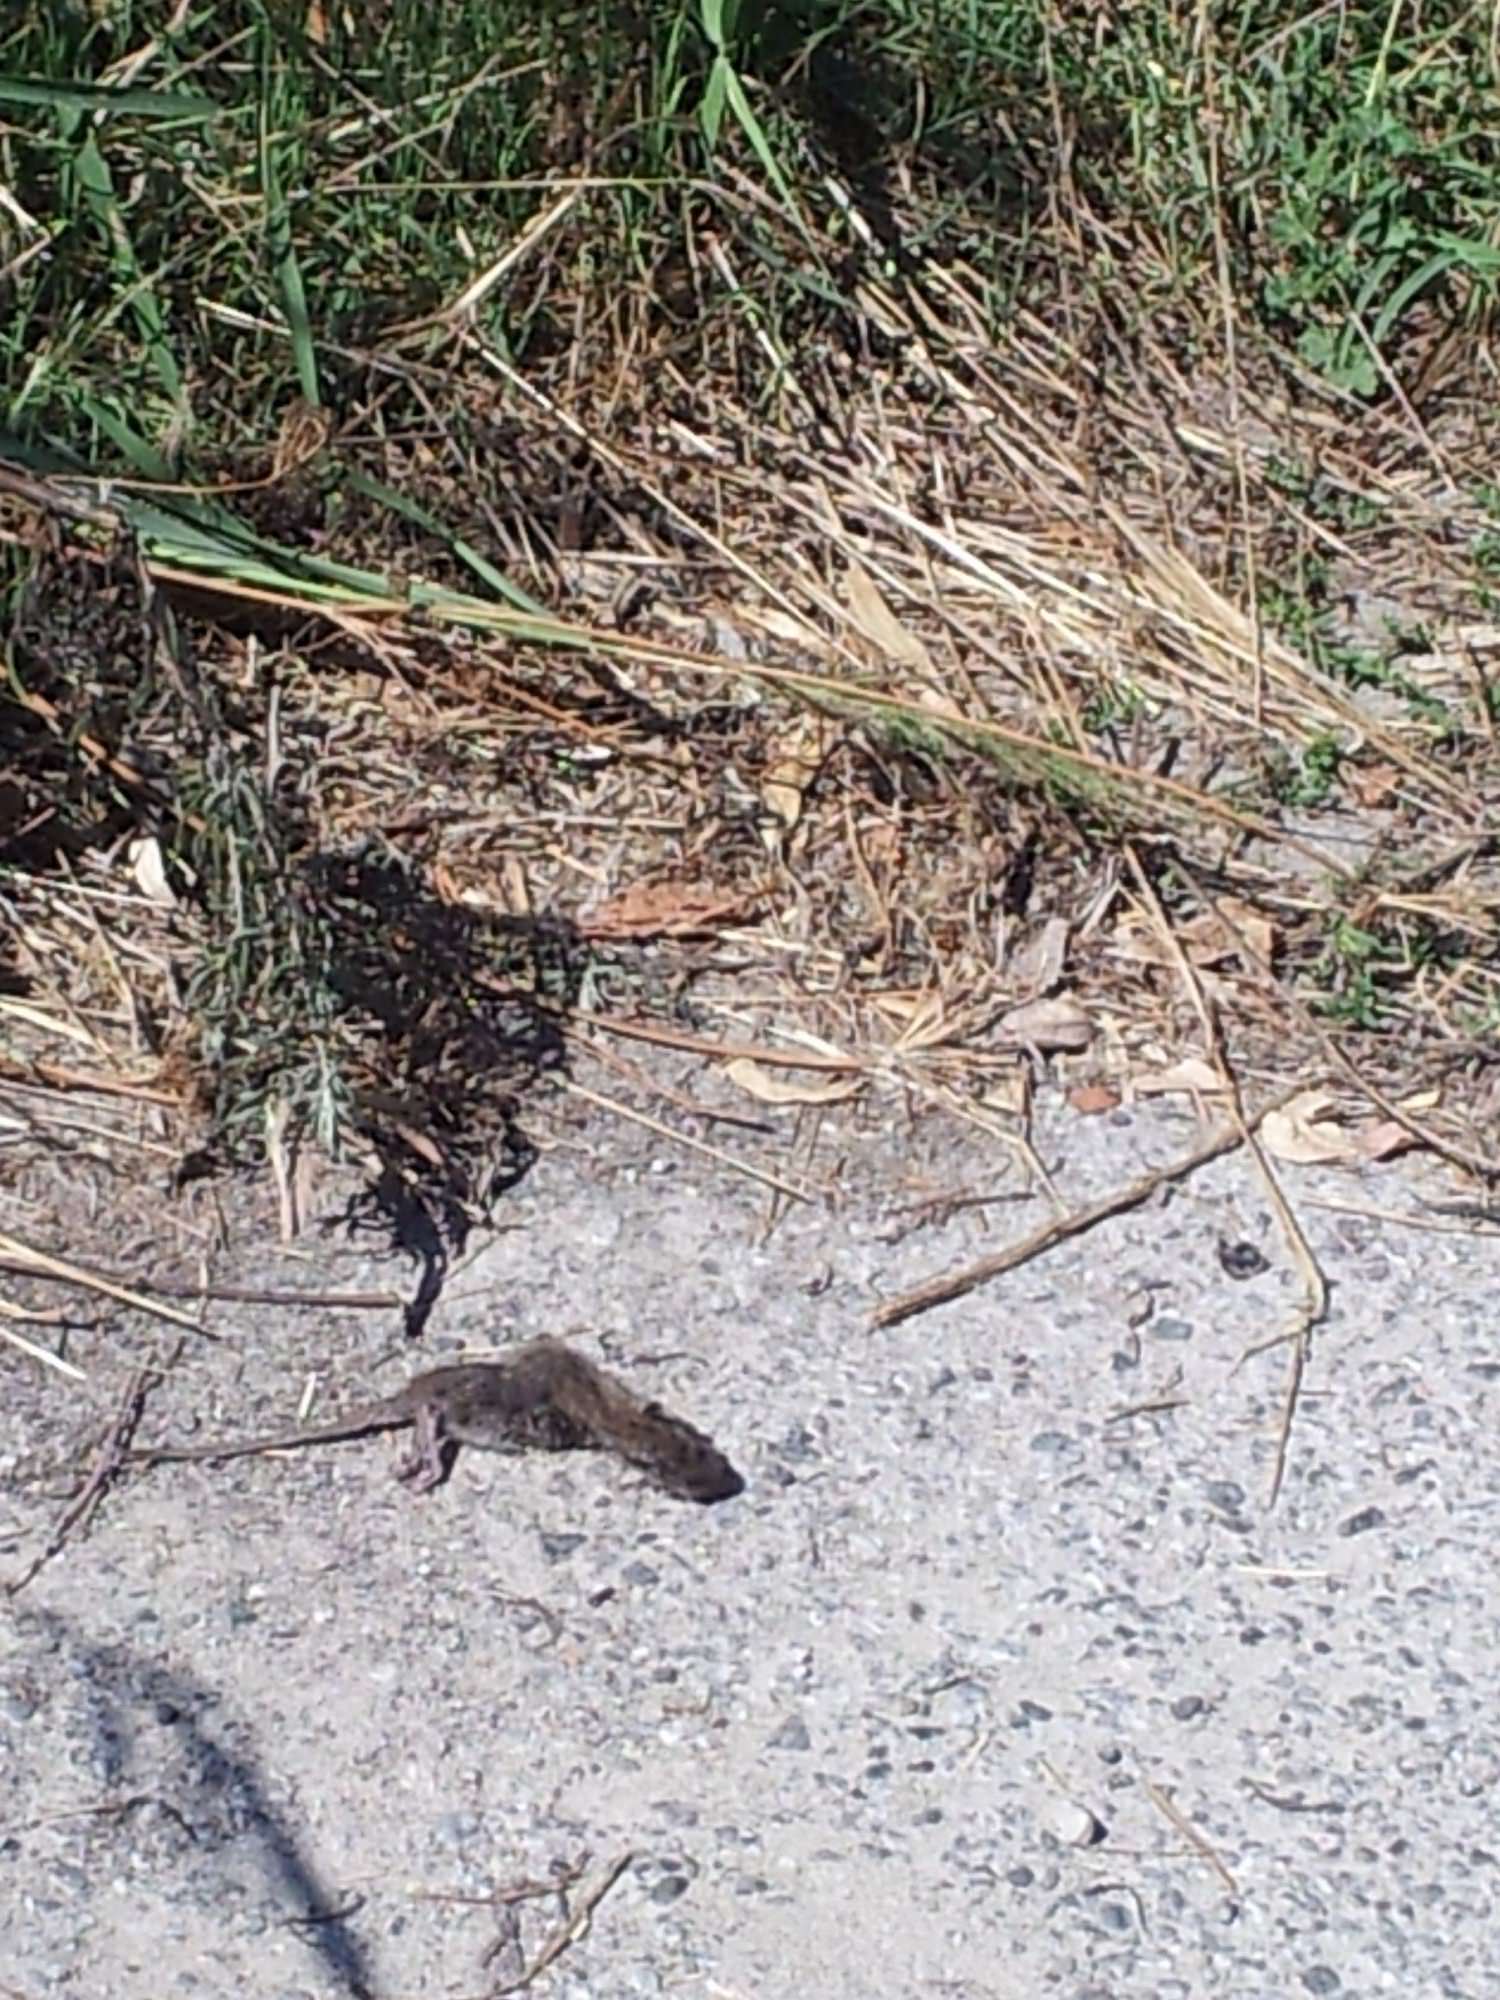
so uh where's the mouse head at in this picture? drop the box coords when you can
[640,1402,745,1503]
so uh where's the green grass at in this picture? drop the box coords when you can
[5,0,1499,1198]
[5,0,1498,466]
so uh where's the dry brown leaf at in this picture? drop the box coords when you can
[843,559,934,673]
[1181,899,1277,968]
[585,879,762,939]
[979,1071,1030,1116]
[1262,1090,1359,1165]
[1353,1089,1439,1161]
[722,1057,863,1106]
[996,993,1094,1052]
[884,991,951,1053]
[1068,1083,1121,1114]
[761,717,827,836]
[843,560,963,717]
[915,683,965,718]
[1344,762,1403,809]
[1133,1056,1226,1097]
[1116,899,1276,971]
[1355,1119,1424,1161]
[735,604,835,654]
[1009,915,1070,996]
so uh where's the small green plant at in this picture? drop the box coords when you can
[1266,730,1345,809]
[1255,24,1500,397]
[1081,676,1149,735]
[1260,566,1458,737]
[1471,497,1500,613]
[1311,913,1391,1029]
[1263,457,1383,534]
[1310,903,1464,1030]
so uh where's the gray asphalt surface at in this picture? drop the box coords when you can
[2,1093,1495,1998]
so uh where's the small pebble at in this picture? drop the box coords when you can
[539,1533,585,1563]
[766,1715,811,1752]
[1340,1507,1387,1538]
[1218,1239,1270,1279]
[1150,1316,1194,1342]
[1042,1799,1105,1847]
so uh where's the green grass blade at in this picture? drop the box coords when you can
[0,75,216,119]
[260,128,319,408]
[342,470,550,614]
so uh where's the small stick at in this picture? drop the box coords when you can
[560,1078,823,1202]
[576,1013,860,1072]
[1265,1320,1308,1513]
[1130,850,1327,1510]
[1145,1781,1239,1895]
[572,1033,774,1134]
[0,1269,403,1311]
[0,1315,88,1380]
[0,1234,210,1334]
[870,1085,1305,1328]
[487,1849,634,1998]
[6,1362,159,1598]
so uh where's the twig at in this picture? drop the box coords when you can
[577,1013,860,1072]
[870,1086,1306,1328]
[559,1079,823,1202]
[1297,1196,1499,1235]
[487,1849,634,1997]
[0,1055,178,1102]
[0,1234,212,1333]
[1265,1324,1308,1515]
[1130,848,1328,1509]
[571,1032,775,1134]
[141,1277,399,1310]
[0,1263,401,1311]
[7,1360,162,1598]
[1145,1781,1239,1895]
[0,1316,88,1379]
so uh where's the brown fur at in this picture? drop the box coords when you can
[134,1338,743,1503]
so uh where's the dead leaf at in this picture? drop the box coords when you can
[843,559,963,716]
[1344,762,1403,809]
[1133,1056,1226,1097]
[127,835,176,907]
[1009,916,1070,996]
[736,604,835,655]
[1355,1119,1425,1162]
[1352,1094,1436,1160]
[723,1058,863,1106]
[996,993,1094,1053]
[1116,900,1276,971]
[843,559,934,674]
[881,991,950,1053]
[980,1071,1030,1116]
[1068,1083,1120,1114]
[585,879,763,940]
[1261,1089,1359,1165]
[761,717,827,838]
[1182,898,1277,969]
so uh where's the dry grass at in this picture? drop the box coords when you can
[4,2,1500,1273]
